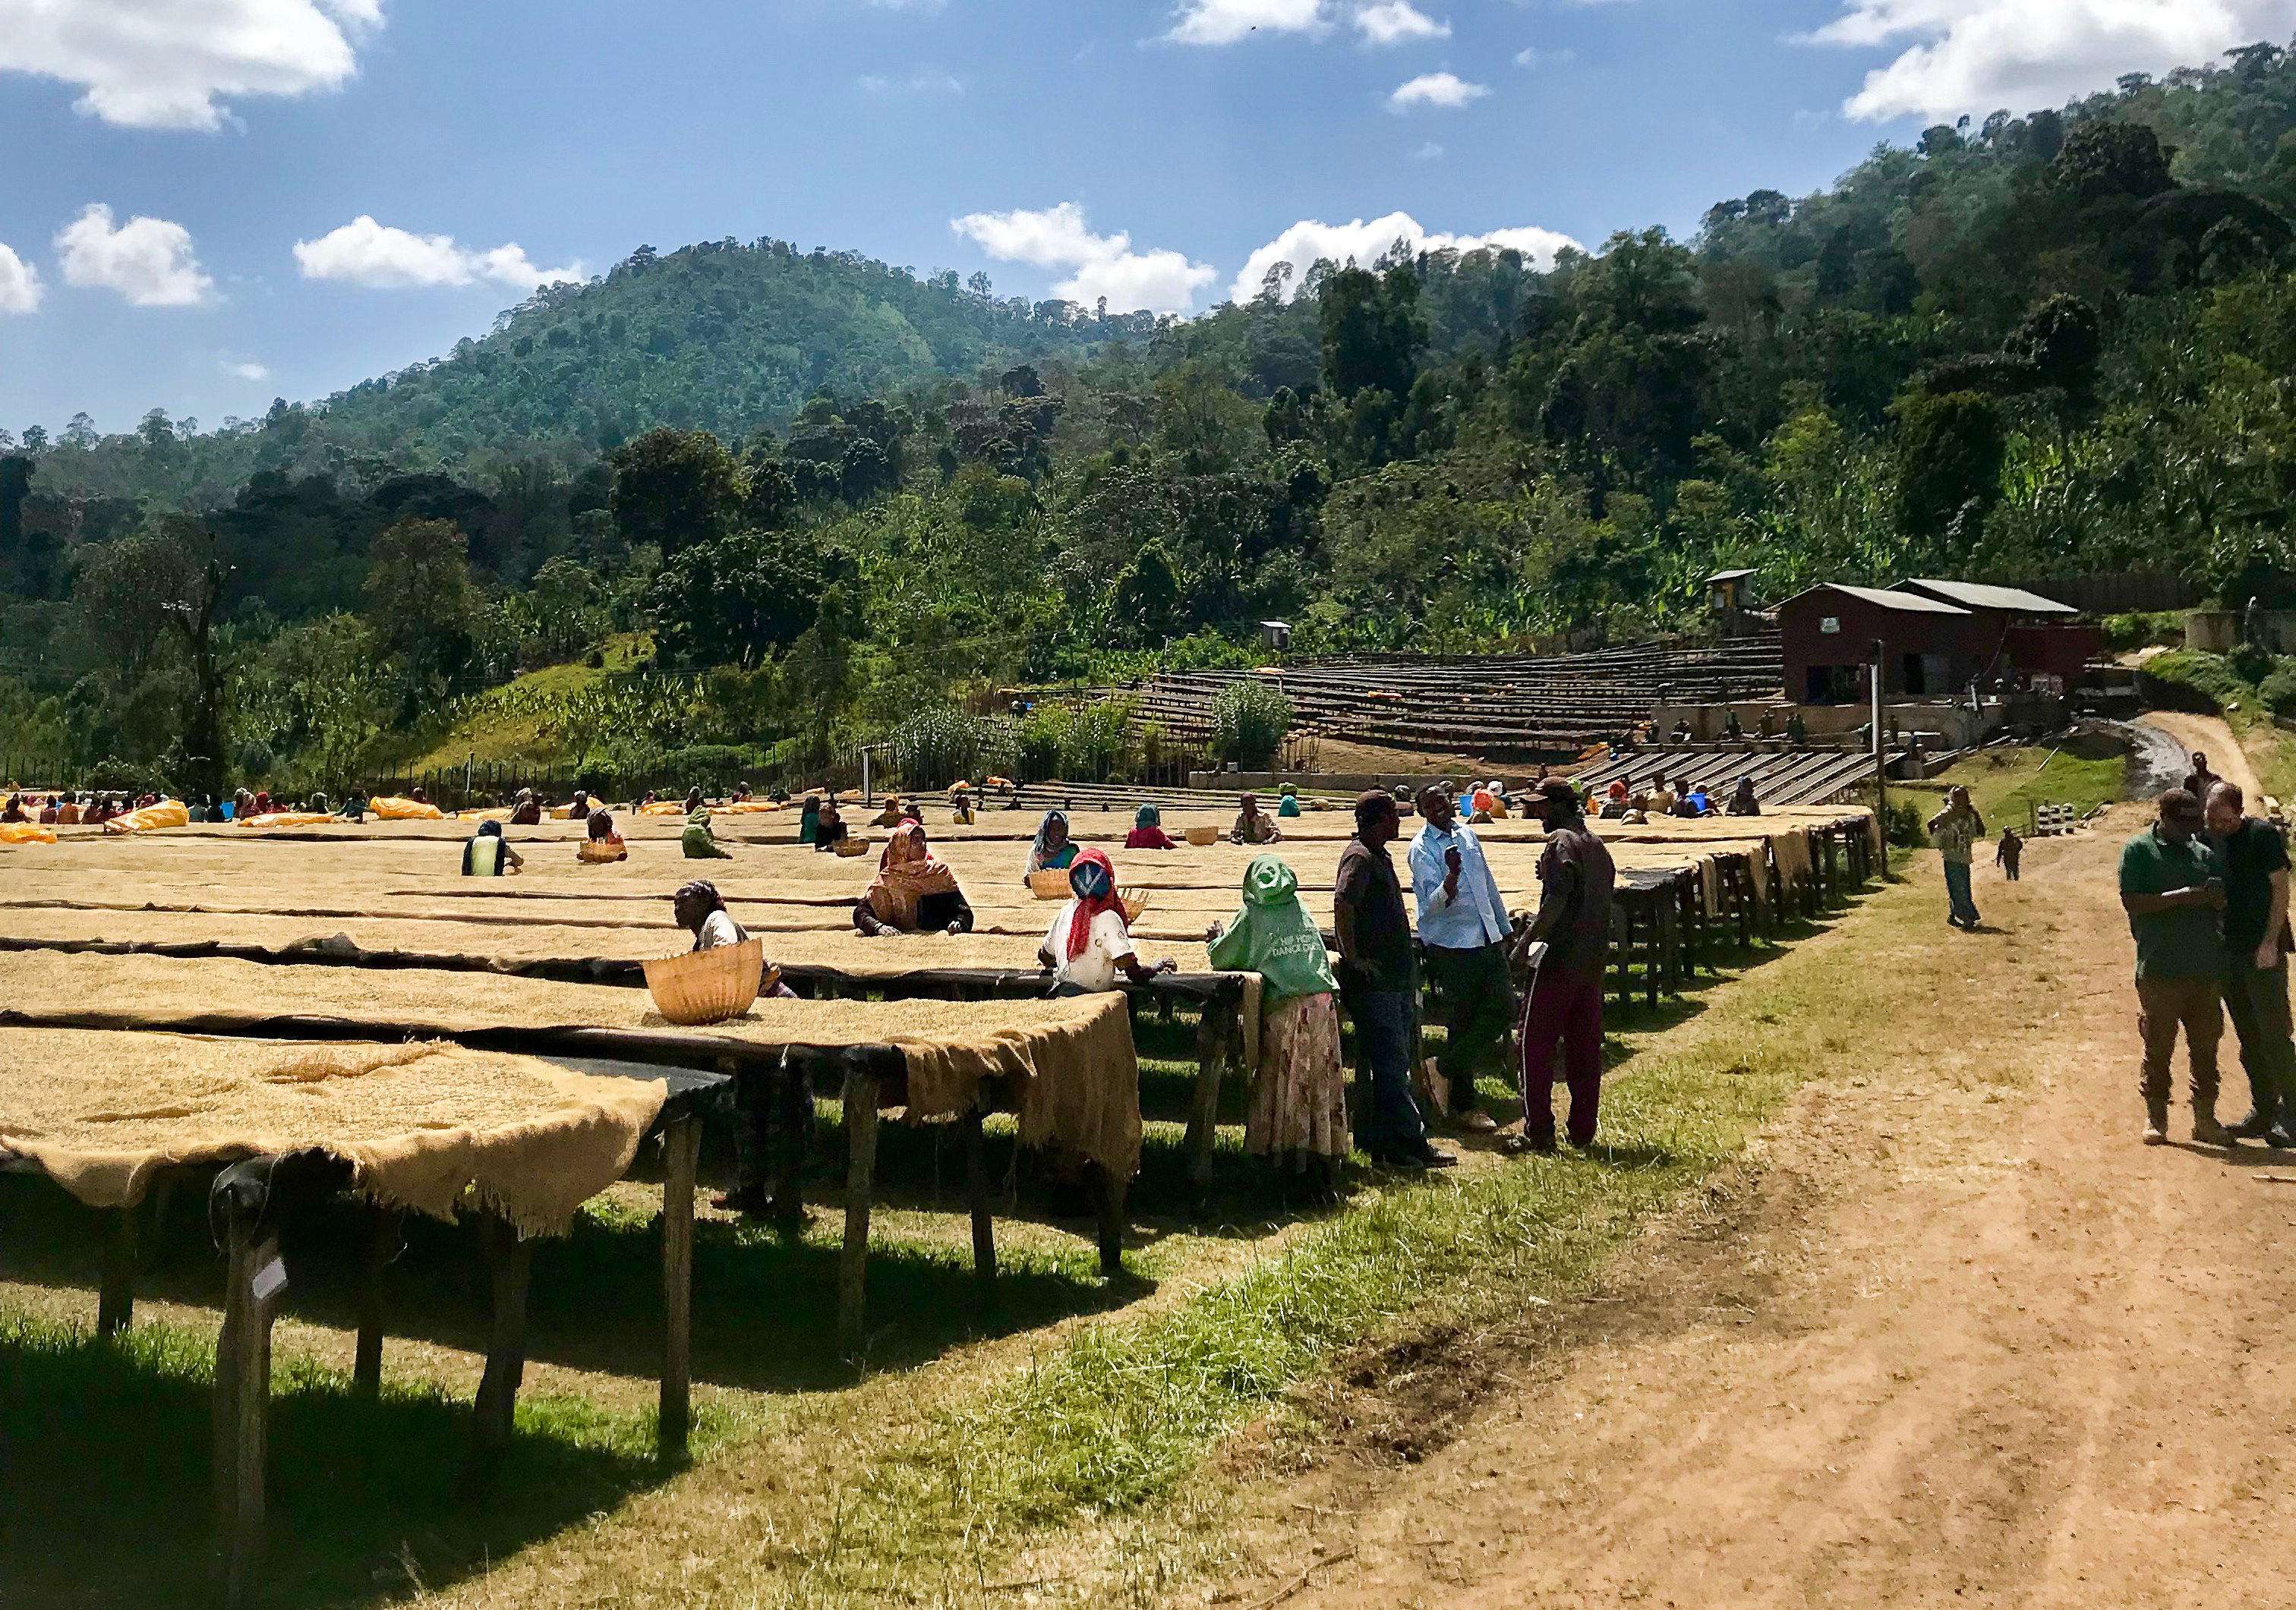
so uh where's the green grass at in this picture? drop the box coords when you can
[2136,649,2296,804]
[1910,742,2128,834]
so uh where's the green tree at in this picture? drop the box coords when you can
[648,528,828,668]
[608,427,747,555]
[1320,263,1426,401]
[364,518,487,695]
[1891,390,2006,554]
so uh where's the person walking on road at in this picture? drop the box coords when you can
[1929,786,1985,929]
[1408,785,1515,1133]
[2120,789,2231,1147]
[1507,778,1617,1155]
[2204,782,2296,1145]
[1336,791,1449,1171]
[1996,824,2023,882]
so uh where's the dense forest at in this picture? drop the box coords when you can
[11,44,2296,796]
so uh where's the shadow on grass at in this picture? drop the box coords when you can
[0,1311,685,1610]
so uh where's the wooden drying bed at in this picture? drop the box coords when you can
[0,951,1143,1353]
[0,1028,712,1609]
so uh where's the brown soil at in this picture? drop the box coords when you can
[2143,711,2263,802]
[1211,809,2296,1610]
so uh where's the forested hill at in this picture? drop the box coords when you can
[21,238,1141,501]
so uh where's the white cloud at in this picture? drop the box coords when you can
[0,244,40,314]
[222,360,270,381]
[951,202,1217,313]
[1356,1,1449,43]
[1411,140,1446,159]
[0,0,381,131]
[293,216,583,291]
[1166,0,1328,46]
[1807,0,2296,123]
[859,68,964,93]
[1389,70,1487,109]
[1230,212,1581,304]
[55,204,213,307]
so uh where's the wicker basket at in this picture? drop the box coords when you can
[1184,825,1220,846]
[642,938,765,1026]
[1121,893,1149,925]
[834,837,872,859]
[1028,868,1072,900]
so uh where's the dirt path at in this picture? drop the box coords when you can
[1217,814,2296,1609]
[2142,710,2260,802]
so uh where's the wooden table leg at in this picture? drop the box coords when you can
[963,1105,997,1293]
[97,1203,136,1337]
[1095,1166,1127,1280]
[353,1204,400,1399]
[660,1111,702,1463]
[469,1213,532,1479]
[772,1057,807,1237]
[838,1060,881,1360]
[213,1210,280,1609]
[1183,1003,1228,1187]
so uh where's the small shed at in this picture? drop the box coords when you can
[1259,620,1293,652]
[1705,569,1759,613]
[1776,583,1981,704]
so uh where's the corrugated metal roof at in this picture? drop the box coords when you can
[1705,568,1758,583]
[1780,583,1973,616]
[1896,578,2077,614]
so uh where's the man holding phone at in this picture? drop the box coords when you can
[2120,789,2231,1146]
[1409,784,1515,1131]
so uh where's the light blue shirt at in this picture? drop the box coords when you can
[1408,819,1510,951]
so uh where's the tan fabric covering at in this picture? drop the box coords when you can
[0,951,1143,1180]
[0,1026,664,1234]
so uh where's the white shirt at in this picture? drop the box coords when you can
[1407,820,1511,950]
[1039,900,1135,992]
[697,910,748,950]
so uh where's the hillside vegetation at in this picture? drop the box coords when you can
[12,44,2296,796]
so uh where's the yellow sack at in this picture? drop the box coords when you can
[101,801,190,835]
[639,801,686,816]
[718,800,781,814]
[370,796,446,821]
[0,824,57,845]
[243,811,338,829]
[459,807,512,822]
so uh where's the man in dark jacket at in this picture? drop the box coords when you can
[2206,783,2295,1145]
[1335,791,1449,1171]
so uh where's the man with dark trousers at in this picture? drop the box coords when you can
[1336,790,1450,1171]
[1509,778,1617,1154]
[1408,784,1515,1132]
[2121,789,2231,1147]
[2206,781,2296,1145]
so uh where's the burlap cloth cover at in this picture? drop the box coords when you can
[0,951,1143,1180]
[0,1027,664,1234]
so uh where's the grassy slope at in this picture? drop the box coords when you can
[2136,650,2296,803]
[1906,744,2127,836]
[405,635,652,773]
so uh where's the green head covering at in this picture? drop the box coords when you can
[1243,852,1298,906]
[1136,804,1160,828]
[1207,854,1335,1000]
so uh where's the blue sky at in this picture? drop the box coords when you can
[1,0,2288,437]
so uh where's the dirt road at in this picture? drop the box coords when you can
[1221,814,2296,1609]
[2143,710,2262,802]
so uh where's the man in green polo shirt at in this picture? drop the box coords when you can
[2120,789,2231,1146]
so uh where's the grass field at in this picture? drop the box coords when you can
[1898,741,2128,838]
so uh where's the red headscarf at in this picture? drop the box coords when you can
[1064,847,1124,960]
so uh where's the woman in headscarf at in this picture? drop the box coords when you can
[1124,804,1178,850]
[798,793,822,844]
[683,804,733,859]
[1726,775,1762,817]
[950,781,976,824]
[854,821,973,935]
[1207,854,1348,1193]
[812,798,847,852]
[579,808,628,862]
[1023,808,1077,882]
[462,818,524,877]
[672,878,747,950]
[684,786,705,816]
[509,788,542,826]
[1276,786,1301,819]
[1036,849,1173,990]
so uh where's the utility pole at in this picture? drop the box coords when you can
[1872,637,1889,873]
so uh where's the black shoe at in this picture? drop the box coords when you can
[2269,1130,2296,1150]
[1368,1148,1430,1172]
[1413,1142,1458,1169]
[2227,1111,2276,1140]
[1503,1131,1557,1157]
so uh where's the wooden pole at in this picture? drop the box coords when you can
[1184,998,1229,1187]
[468,1213,532,1480]
[352,1204,400,1399]
[838,1060,882,1360]
[1094,1165,1127,1281]
[96,1203,136,1337]
[213,1206,280,1609]
[659,1111,702,1462]
[963,1104,997,1293]
[1872,638,1889,872]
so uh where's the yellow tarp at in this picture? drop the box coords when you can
[0,824,56,845]
[101,801,189,834]
[370,796,446,821]
[242,812,339,829]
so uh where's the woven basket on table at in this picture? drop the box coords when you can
[643,938,767,1026]
[835,837,872,859]
[1184,825,1220,846]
